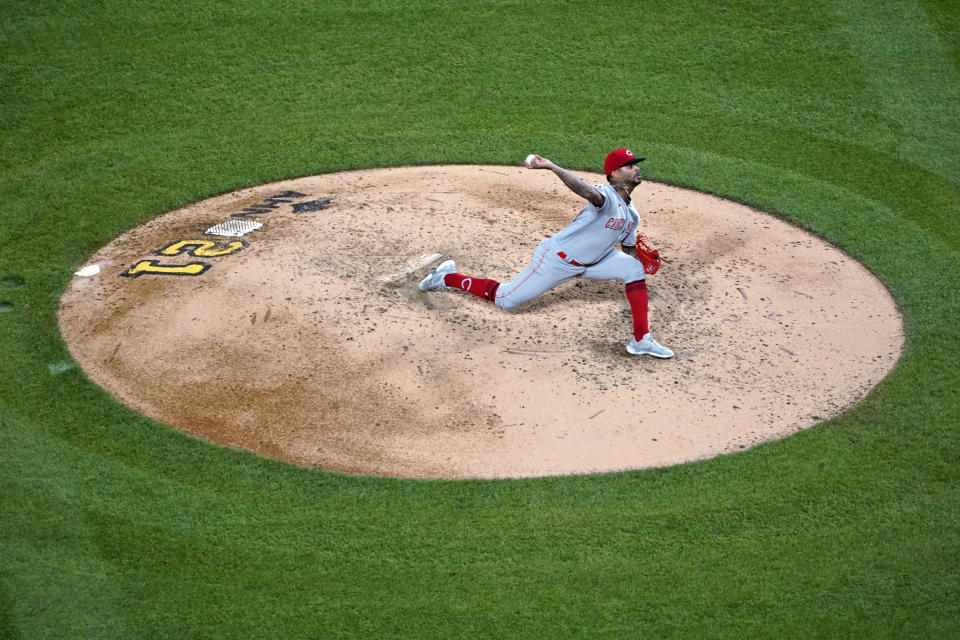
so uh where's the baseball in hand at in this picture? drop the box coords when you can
[524,154,537,168]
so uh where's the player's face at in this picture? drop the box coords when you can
[613,163,643,187]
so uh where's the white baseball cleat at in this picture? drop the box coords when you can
[419,259,456,291]
[626,333,675,358]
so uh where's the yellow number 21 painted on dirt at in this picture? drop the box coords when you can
[121,239,247,278]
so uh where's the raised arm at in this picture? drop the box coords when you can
[524,154,605,207]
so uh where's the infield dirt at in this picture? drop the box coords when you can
[58,165,904,479]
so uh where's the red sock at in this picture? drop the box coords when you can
[444,272,500,302]
[625,280,649,340]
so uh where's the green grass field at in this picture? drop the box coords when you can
[2,0,958,637]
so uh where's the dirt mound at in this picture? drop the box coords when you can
[58,165,903,478]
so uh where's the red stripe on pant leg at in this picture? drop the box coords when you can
[494,245,551,304]
[444,273,501,302]
[625,280,649,340]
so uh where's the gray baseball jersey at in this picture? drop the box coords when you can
[494,184,647,309]
[553,183,640,265]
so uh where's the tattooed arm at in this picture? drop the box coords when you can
[524,154,605,208]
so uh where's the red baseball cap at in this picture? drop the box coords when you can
[604,148,645,175]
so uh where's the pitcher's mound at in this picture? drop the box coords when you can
[59,165,903,479]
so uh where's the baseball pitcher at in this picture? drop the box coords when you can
[420,149,674,358]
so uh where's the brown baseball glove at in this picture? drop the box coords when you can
[634,233,670,275]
